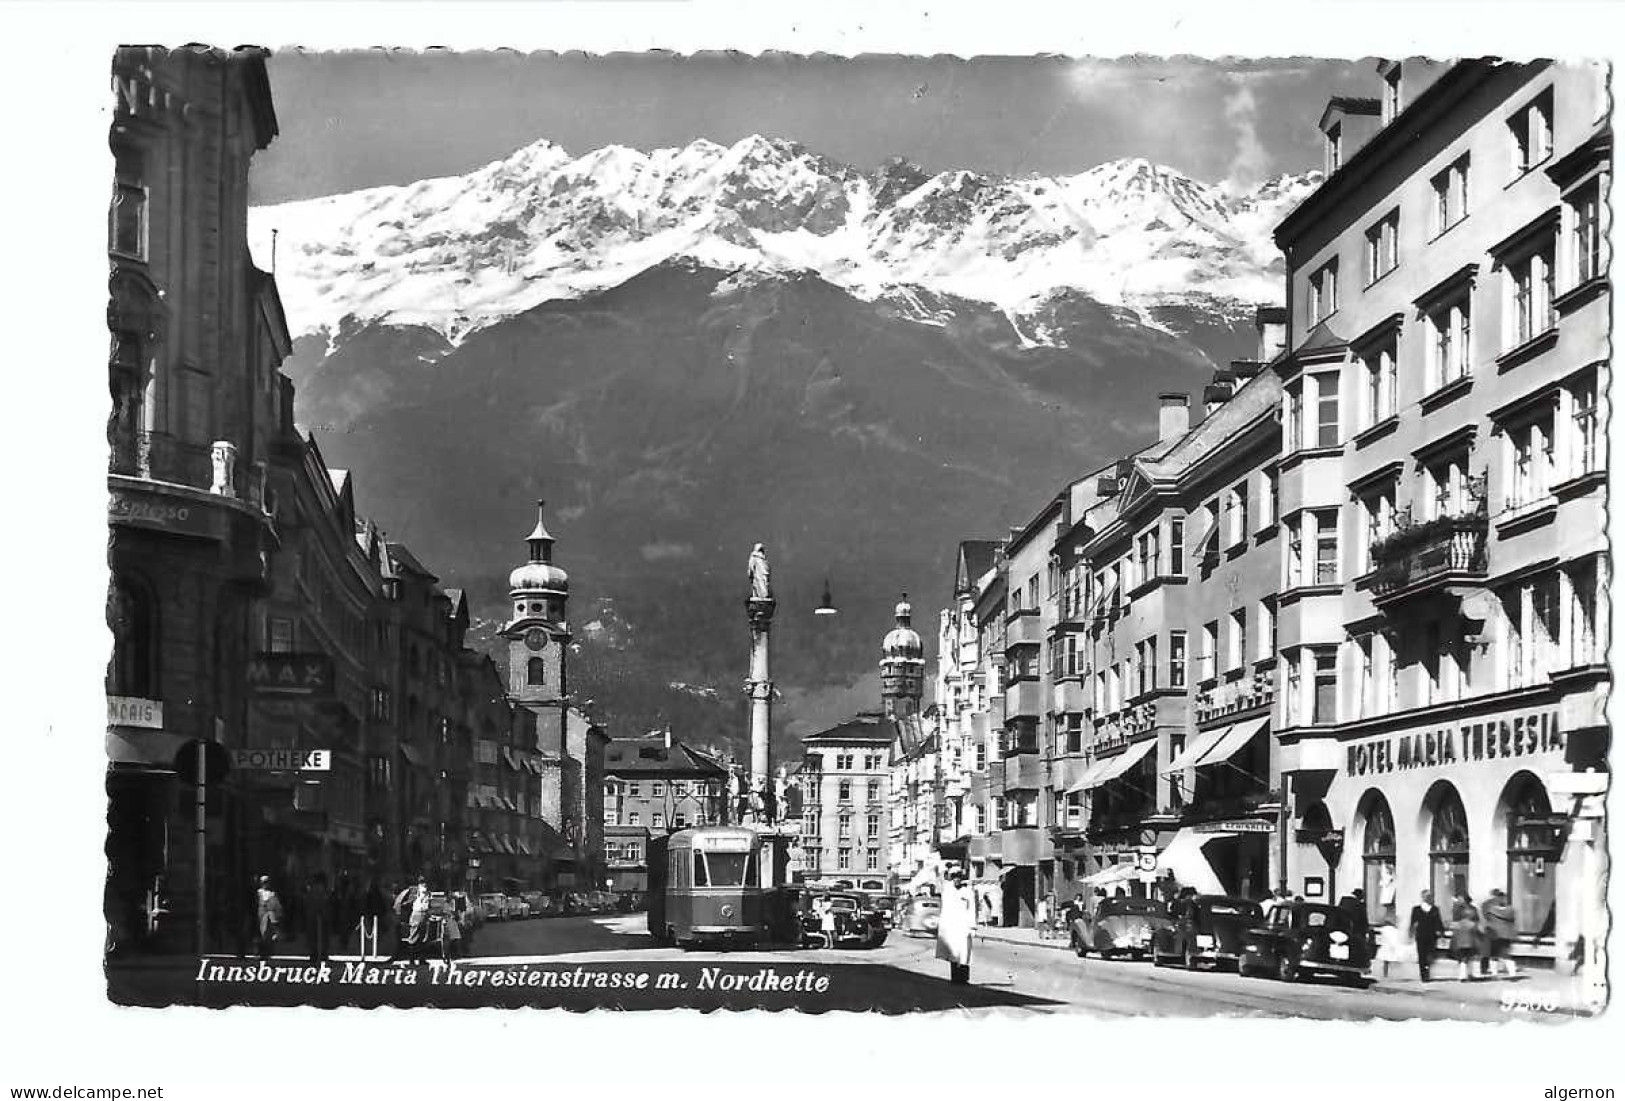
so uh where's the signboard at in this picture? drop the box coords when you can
[108,488,221,539]
[231,748,331,771]
[1345,706,1562,779]
[1135,847,1158,873]
[1194,819,1275,834]
[247,654,335,698]
[107,695,163,730]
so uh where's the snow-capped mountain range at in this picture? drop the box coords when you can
[249,135,1319,345]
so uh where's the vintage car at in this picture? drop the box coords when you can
[896,895,942,937]
[1069,896,1170,959]
[477,892,510,921]
[1150,895,1263,970]
[1239,901,1372,984]
[799,891,890,949]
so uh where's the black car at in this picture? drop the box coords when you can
[1150,895,1263,970]
[799,891,889,949]
[1239,901,1372,984]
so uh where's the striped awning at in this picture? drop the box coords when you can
[1068,738,1156,793]
[1162,717,1268,775]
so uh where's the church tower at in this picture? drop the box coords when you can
[880,593,924,719]
[501,500,571,706]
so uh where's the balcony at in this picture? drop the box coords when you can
[1005,609,1043,647]
[1002,753,1043,792]
[1005,677,1044,719]
[1369,507,1489,607]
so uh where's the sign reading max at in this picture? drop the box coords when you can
[247,653,335,697]
[1346,707,1563,778]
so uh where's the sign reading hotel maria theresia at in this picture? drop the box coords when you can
[1346,706,1562,778]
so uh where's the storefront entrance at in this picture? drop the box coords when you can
[1200,831,1270,900]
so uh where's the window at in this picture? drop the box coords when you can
[1504,776,1558,938]
[1500,571,1563,688]
[628,812,640,826]
[1506,239,1557,348]
[1505,411,1556,511]
[1200,621,1219,683]
[975,803,987,833]
[651,811,664,829]
[268,617,295,654]
[1361,794,1396,926]
[866,813,880,839]
[1261,468,1279,529]
[1429,785,1471,904]
[1285,514,1304,589]
[1314,370,1342,447]
[1169,630,1187,688]
[838,780,852,802]
[672,781,687,797]
[1357,480,1396,575]
[1354,634,1376,719]
[1258,601,1276,663]
[673,813,686,829]
[1431,154,1470,235]
[1570,370,1600,477]
[651,781,665,798]
[1168,516,1185,573]
[110,180,147,260]
[1314,508,1340,585]
[1361,335,1397,428]
[1225,483,1249,547]
[836,753,853,770]
[839,815,852,840]
[1566,557,1602,668]
[1227,610,1247,672]
[1309,259,1339,325]
[1135,637,1158,695]
[866,851,880,872]
[974,742,987,771]
[1325,121,1343,174]
[1284,649,1302,726]
[866,779,881,803]
[838,848,852,871]
[1425,451,1470,519]
[1570,181,1603,286]
[1381,65,1402,124]
[626,782,640,797]
[1508,88,1554,175]
[1365,210,1399,284]
[526,657,545,686]
[1285,384,1303,452]
[1311,648,1338,725]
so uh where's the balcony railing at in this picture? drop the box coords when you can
[1369,506,1489,605]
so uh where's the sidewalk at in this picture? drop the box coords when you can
[970,923,1595,1016]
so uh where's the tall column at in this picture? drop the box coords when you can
[746,544,776,824]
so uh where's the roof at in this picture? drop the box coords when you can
[956,540,999,593]
[1135,369,1283,484]
[603,737,729,777]
[802,711,898,747]
[384,541,439,582]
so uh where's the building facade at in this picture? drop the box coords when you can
[1270,59,1609,976]
[105,46,286,955]
[800,715,895,884]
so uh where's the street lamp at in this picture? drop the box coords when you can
[815,578,838,616]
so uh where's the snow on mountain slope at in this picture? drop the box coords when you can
[250,135,1320,345]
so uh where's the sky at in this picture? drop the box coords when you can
[249,52,1374,205]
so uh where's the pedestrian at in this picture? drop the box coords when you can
[393,875,432,963]
[1450,891,1483,981]
[1034,894,1051,940]
[1408,889,1444,982]
[1261,885,1287,918]
[304,872,332,962]
[817,895,837,949]
[936,870,974,985]
[1374,904,1406,980]
[1482,888,1518,978]
[254,875,284,961]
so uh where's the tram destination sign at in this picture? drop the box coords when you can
[1346,706,1562,779]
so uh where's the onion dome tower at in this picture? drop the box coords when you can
[501,500,571,703]
[880,593,925,719]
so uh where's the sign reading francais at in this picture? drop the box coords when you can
[108,695,163,729]
[1346,707,1563,779]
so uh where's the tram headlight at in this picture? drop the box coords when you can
[720,904,735,920]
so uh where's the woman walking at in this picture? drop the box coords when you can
[1374,904,1406,980]
[1450,891,1482,981]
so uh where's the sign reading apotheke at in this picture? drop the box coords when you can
[1346,707,1563,779]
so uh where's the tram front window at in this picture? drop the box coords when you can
[696,850,757,887]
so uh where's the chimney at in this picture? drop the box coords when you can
[1254,306,1287,362]
[1158,392,1190,442]
[664,725,673,751]
[1203,371,1238,417]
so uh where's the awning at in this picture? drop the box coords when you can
[500,748,520,770]
[1053,757,1095,793]
[1082,862,1139,886]
[1065,751,1128,794]
[400,743,431,769]
[106,729,190,770]
[1154,829,1227,895]
[1080,738,1157,790]
[525,757,545,776]
[1163,716,1269,775]
[500,835,517,855]
[516,838,533,856]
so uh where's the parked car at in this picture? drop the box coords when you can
[800,891,889,949]
[1069,896,1170,960]
[506,895,531,920]
[1239,901,1372,984]
[896,895,941,937]
[478,892,510,921]
[451,891,483,932]
[1151,895,1263,970]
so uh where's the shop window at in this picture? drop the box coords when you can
[1427,783,1471,905]
[1359,792,1397,925]
[1502,773,1558,938]
[107,578,158,698]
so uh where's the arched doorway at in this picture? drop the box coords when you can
[1357,790,1395,923]
[1501,772,1559,939]
[1425,781,1470,903]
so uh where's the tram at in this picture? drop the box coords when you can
[647,825,796,949]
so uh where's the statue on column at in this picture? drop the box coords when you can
[748,543,772,603]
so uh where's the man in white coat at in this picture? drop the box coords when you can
[936,867,974,985]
